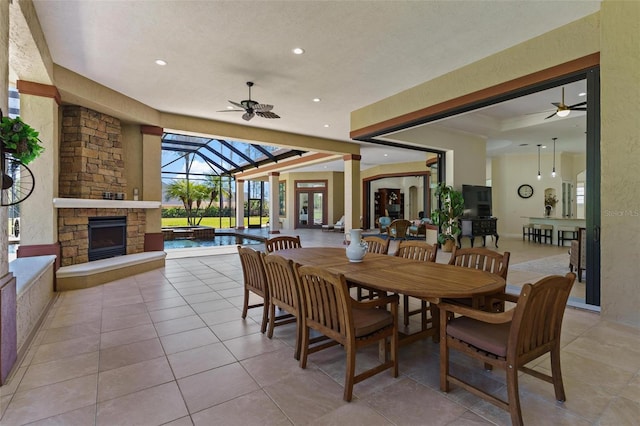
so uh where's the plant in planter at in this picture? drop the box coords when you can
[0,115,45,165]
[430,182,465,251]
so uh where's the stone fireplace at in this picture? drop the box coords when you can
[57,106,147,267]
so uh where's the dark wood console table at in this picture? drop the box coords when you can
[458,218,499,248]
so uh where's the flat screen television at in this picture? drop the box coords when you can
[462,185,493,218]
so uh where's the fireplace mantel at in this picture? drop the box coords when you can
[52,198,161,209]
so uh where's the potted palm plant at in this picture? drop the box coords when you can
[430,182,465,252]
[0,114,45,165]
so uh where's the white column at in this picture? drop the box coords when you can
[343,154,362,233]
[236,179,245,229]
[268,172,280,234]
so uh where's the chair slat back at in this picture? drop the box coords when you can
[265,235,302,253]
[263,254,300,313]
[297,265,351,343]
[363,236,390,255]
[509,273,575,359]
[237,246,268,295]
[396,241,438,262]
[448,246,510,279]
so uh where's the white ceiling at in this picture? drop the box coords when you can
[31,0,600,171]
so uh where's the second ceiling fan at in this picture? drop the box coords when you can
[545,87,586,119]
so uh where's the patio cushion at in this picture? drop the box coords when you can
[446,316,511,357]
[352,307,394,337]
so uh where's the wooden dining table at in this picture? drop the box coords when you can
[274,247,506,344]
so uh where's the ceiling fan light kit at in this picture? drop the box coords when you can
[545,86,587,119]
[220,81,280,121]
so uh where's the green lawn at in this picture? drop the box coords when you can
[161,217,269,228]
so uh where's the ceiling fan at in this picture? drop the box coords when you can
[545,87,586,119]
[220,81,280,121]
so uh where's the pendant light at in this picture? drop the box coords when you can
[537,144,542,180]
[551,137,557,178]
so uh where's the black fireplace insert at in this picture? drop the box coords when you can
[88,216,127,261]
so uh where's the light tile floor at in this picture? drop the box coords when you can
[1,232,637,425]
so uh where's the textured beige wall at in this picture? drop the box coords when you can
[599,0,640,325]
[141,132,162,233]
[122,124,143,201]
[351,13,600,132]
[17,93,59,245]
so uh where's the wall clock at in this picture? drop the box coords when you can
[517,184,534,199]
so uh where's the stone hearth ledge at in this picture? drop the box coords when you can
[52,198,161,209]
[56,252,166,291]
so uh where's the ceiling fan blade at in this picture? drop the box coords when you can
[256,111,280,119]
[229,100,246,110]
[217,109,244,112]
[570,107,587,111]
[544,111,558,119]
[568,101,587,108]
[253,104,273,112]
[242,111,255,121]
[551,102,561,107]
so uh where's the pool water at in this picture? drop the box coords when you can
[163,236,262,249]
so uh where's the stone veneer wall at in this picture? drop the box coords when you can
[59,106,126,199]
[58,208,146,267]
[57,106,146,266]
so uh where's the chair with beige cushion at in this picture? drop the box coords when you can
[439,273,576,426]
[447,246,510,312]
[296,265,399,402]
[395,241,438,327]
[263,254,303,359]
[237,245,269,333]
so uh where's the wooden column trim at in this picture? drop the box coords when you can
[268,172,280,177]
[140,125,163,136]
[16,80,61,105]
[343,154,362,161]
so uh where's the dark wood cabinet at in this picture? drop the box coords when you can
[458,218,499,248]
[375,188,403,224]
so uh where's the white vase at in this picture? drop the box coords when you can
[346,229,368,263]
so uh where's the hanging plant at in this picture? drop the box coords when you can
[0,115,45,165]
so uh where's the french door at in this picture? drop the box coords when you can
[295,180,327,229]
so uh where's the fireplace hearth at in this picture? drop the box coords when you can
[88,216,127,261]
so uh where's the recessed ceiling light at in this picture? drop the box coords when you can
[542,145,547,149]
[578,92,587,97]
[384,154,388,157]
[323,124,330,128]
[155,59,167,66]
[226,106,234,110]
[292,47,305,55]
[313,98,321,102]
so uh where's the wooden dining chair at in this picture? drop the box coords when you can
[363,235,390,255]
[263,254,302,359]
[356,236,391,300]
[395,241,438,327]
[236,245,269,333]
[265,235,302,253]
[439,273,576,426]
[447,246,510,311]
[296,265,399,402]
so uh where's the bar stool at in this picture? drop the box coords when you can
[557,226,579,246]
[534,224,553,244]
[522,223,535,241]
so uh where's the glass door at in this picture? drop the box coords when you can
[295,180,327,228]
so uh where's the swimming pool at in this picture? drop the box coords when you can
[163,235,262,249]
